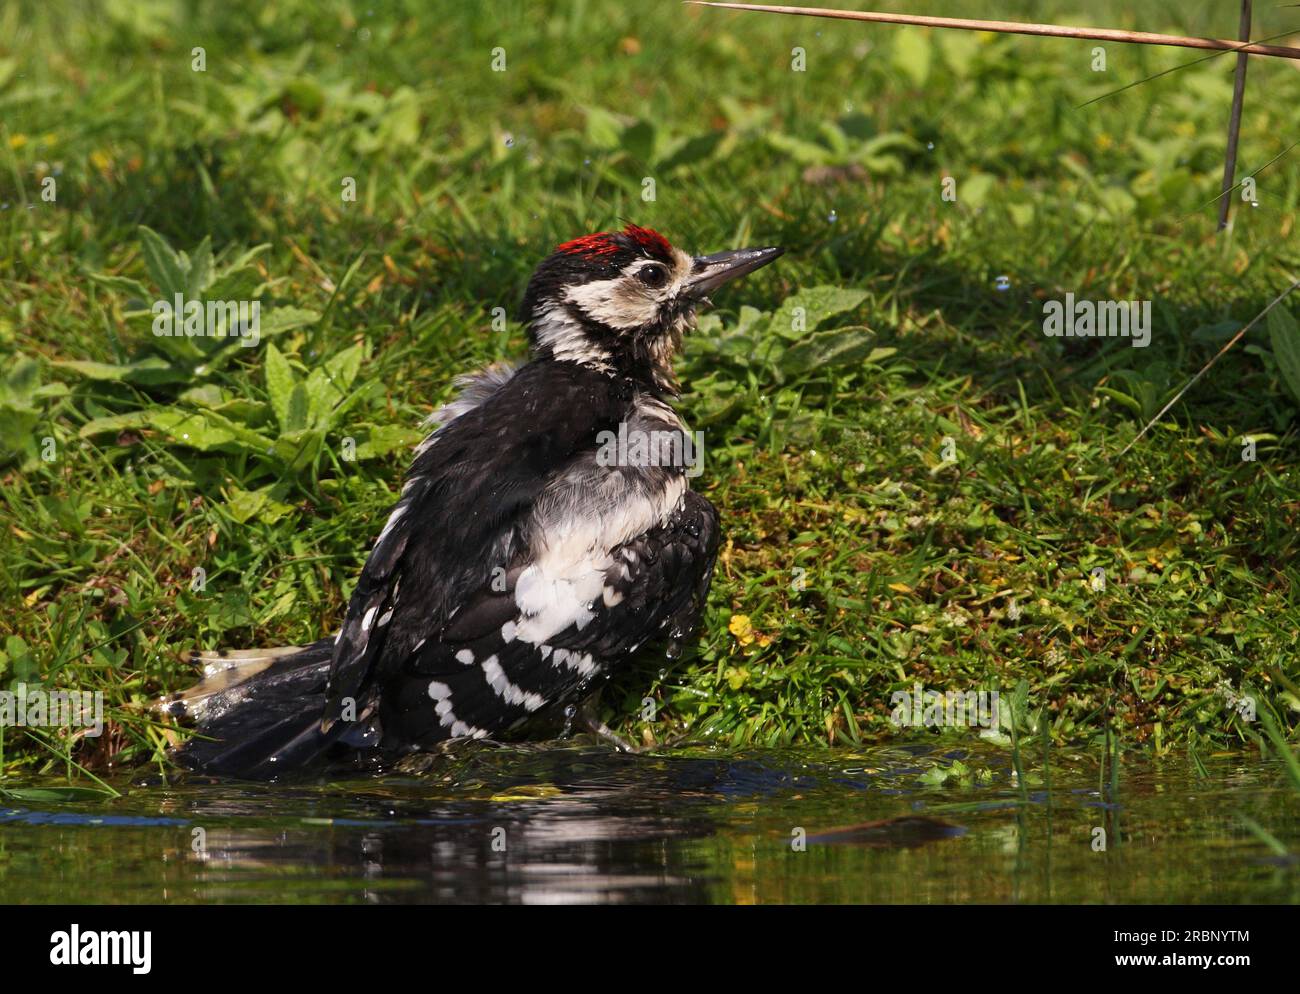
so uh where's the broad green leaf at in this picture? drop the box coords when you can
[0,408,40,467]
[264,344,297,431]
[150,408,272,452]
[938,29,981,77]
[620,119,656,164]
[137,225,187,298]
[185,235,214,299]
[272,427,324,471]
[324,343,365,394]
[765,131,832,166]
[285,381,311,432]
[0,356,41,409]
[354,424,424,459]
[818,121,850,156]
[893,28,932,87]
[584,106,623,150]
[82,405,270,449]
[779,326,878,377]
[960,172,996,209]
[87,273,152,300]
[210,399,271,425]
[78,411,153,438]
[770,286,869,340]
[179,384,226,408]
[1267,305,1300,406]
[301,345,364,430]
[257,306,321,337]
[55,356,180,385]
[657,130,724,172]
[225,484,295,525]
[732,305,770,338]
[302,369,336,429]
[54,360,134,381]
[217,242,271,274]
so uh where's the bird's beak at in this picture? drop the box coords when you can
[684,245,784,299]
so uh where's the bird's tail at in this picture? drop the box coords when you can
[160,638,367,778]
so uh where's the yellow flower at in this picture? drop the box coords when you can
[728,614,773,648]
[728,614,755,645]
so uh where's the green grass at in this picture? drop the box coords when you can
[1,0,1299,776]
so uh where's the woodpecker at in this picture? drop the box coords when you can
[165,224,783,777]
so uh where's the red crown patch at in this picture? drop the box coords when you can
[557,223,672,260]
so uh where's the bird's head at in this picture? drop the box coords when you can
[520,224,783,393]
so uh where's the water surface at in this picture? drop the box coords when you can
[1,742,1296,903]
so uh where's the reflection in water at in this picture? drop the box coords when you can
[1,741,1297,904]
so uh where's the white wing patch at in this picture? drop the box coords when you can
[513,473,685,645]
[426,679,488,739]
[552,648,598,677]
[512,392,689,645]
[482,655,546,712]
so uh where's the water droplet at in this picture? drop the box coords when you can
[182,433,190,440]
[1250,201,1259,208]
[994,275,1011,292]
[827,209,838,223]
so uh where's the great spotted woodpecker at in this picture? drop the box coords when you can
[166,225,782,777]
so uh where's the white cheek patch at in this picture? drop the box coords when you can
[564,278,658,330]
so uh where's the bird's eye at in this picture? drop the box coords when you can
[637,263,669,289]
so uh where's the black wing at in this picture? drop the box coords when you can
[321,361,632,729]
[378,488,721,745]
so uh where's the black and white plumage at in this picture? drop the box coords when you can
[166,224,783,777]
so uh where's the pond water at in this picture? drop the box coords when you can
[1,742,1296,903]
